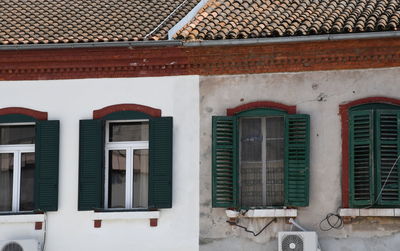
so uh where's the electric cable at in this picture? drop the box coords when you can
[226,217,277,237]
[319,154,400,231]
[319,210,343,231]
[363,154,400,209]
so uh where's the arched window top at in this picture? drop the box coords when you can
[93,104,161,120]
[227,101,296,116]
[235,107,288,117]
[0,107,47,122]
[350,102,400,111]
[340,97,400,114]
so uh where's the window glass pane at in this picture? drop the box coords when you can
[240,118,262,161]
[132,149,148,208]
[20,152,35,211]
[0,153,13,211]
[109,122,148,142]
[0,125,35,145]
[239,116,285,207]
[240,118,263,207]
[240,162,263,207]
[265,117,284,206]
[108,150,126,208]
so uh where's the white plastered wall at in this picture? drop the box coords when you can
[0,75,199,251]
[199,67,400,251]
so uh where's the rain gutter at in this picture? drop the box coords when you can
[0,31,399,50]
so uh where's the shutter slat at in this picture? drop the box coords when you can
[376,110,400,206]
[148,117,173,209]
[212,116,238,208]
[35,120,60,212]
[349,110,374,207]
[78,120,104,211]
[284,114,310,207]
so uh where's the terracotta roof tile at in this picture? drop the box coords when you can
[0,0,200,45]
[176,0,400,40]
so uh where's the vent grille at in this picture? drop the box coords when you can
[282,234,304,251]
[2,242,23,251]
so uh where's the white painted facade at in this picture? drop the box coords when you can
[199,67,400,251]
[1,66,400,251]
[0,76,200,251]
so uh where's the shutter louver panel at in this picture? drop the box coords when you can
[212,116,238,208]
[35,120,60,212]
[284,114,310,207]
[349,110,374,207]
[376,110,400,205]
[78,120,104,211]
[149,117,173,209]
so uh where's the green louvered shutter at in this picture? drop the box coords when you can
[284,114,310,207]
[212,116,238,208]
[78,120,104,210]
[349,110,374,207]
[148,117,173,209]
[35,120,60,212]
[376,110,400,206]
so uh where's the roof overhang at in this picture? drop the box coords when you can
[1,32,400,81]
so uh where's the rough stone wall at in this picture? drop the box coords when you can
[199,67,400,251]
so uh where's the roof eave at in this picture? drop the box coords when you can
[0,40,183,51]
[0,31,399,50]
[183,31,400,47]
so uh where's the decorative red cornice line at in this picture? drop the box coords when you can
[93,104,161,119]
[0,107,48,120]
[339,97,400,208]
[0,38,400,81]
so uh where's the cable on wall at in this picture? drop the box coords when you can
[319,210,344,231]
[226,217,277,237]
[319,153,400,231]
[363,154,400,209]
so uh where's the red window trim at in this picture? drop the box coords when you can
[227,101,296,116]
[0,107,48,120]
[93,104,161,119]
[339,97,400,208]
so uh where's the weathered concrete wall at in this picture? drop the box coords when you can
[0,75,200,251]
[199,67,400,251]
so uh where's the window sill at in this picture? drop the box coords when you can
[339,208,400,217]
[0,214,44,223]
[92,211,160,221]
[226,209,297,218]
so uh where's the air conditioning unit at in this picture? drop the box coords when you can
[0,239,40,251]
[278,231,318,251]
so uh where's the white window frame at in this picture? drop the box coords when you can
[104,120,149,210]
[0,122,35,212]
